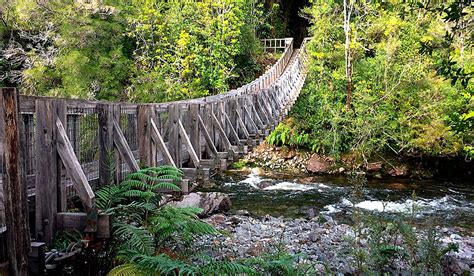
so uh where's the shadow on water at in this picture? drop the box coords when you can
[200,169,474,233]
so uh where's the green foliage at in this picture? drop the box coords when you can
[126,0,265,102]
[51,230,82,251]
[149,206,217,242]
[245,251,316,275]
[278,1,473,159]
[96,166,183,211]
[348,173,458,274]
[1,0,276,102]
[113,223,155,256]
[267,120,310,148]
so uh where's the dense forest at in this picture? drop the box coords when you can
[268,1,473,160]
[0,0,289,101]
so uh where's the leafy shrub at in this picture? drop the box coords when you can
[276,1,473,159]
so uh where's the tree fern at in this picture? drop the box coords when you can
[148,207,218,242]
[128,253,195,275]
[96,166,183,213]
[108,263,149,276]
[197,259,257,275]
[113,223,155,256]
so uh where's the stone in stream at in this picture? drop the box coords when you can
[167,192,231,217]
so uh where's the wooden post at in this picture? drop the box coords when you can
[1,87,30,275]
[189,104,200,161]
[137,105,153,167]
[112,105,123,183]
[168,105,182,167]
[55,100,67,213]
[98,104,113,187]
[35,99,58,243]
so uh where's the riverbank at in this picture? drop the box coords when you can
[191,212,473,274]
[239,142,473,179]
[188,165,474,274]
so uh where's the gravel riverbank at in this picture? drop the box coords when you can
[193,213,473,274]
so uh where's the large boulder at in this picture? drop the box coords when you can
[168,192,231,217]
[306,155,333,174]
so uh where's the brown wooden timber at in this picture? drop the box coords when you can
[55,118,95,210]
[113,119,140,172]
[1,87,30,275]
[35,99,57,243]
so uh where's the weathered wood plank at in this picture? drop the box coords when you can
[197,115,219,158]
[150,118,176,167]
[1,87,30,275]
[55,100,67,213]
[224,113,240,143]
[211,112,232,149]
[177,119,200,168]
[56,213,111,239]
[113,119,140,172]
[35,99,57,243]
[55,118,95,210]
[98,104,114,187]
[189,104,200,159]
[168,105,182,167]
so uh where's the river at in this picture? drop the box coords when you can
[201,168,474,233]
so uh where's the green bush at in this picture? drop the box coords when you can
[276,1,473,158]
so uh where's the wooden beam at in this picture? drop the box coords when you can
[168,105,182,167]
[1,87,30,275]
[113,119,140,172]
[224,113,240,143]
[177,119,200,168]
[35,99,57,243]
[55,100,67,213]
[150,118,176,167]
[243,105,259,134]
[56,213,111,239]
[137,105,153,167]
[55,118,95,210]
[98,104,113,187]
[197,115,219,158]
[234,106,250,139]
[211,112,232,149]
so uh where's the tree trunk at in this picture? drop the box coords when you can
[344,0,353,110]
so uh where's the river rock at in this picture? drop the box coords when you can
[388,165,408,177]
[167,192,231,217]
[366,162,383,172]
[306,155,333,174]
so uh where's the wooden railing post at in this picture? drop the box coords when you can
[98,103,114,187]
[112,105,123,183]
[188,104,200,161]
[168,104,182,167]
[1,87,30,275]
[35,98,59,243]
[55,100,67,213]
[138,105,155,168]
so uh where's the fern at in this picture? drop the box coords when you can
[113,223,155,256]
[128,253,195,275]
[108,263,149,276]
[197,259,257,275]
[96,166,183,213]
[149,207,218,242]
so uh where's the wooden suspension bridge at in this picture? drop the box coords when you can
[0,37,309,274]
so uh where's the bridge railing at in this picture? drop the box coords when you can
[0,37,310,271]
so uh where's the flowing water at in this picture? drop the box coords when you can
[201,169,474,233]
